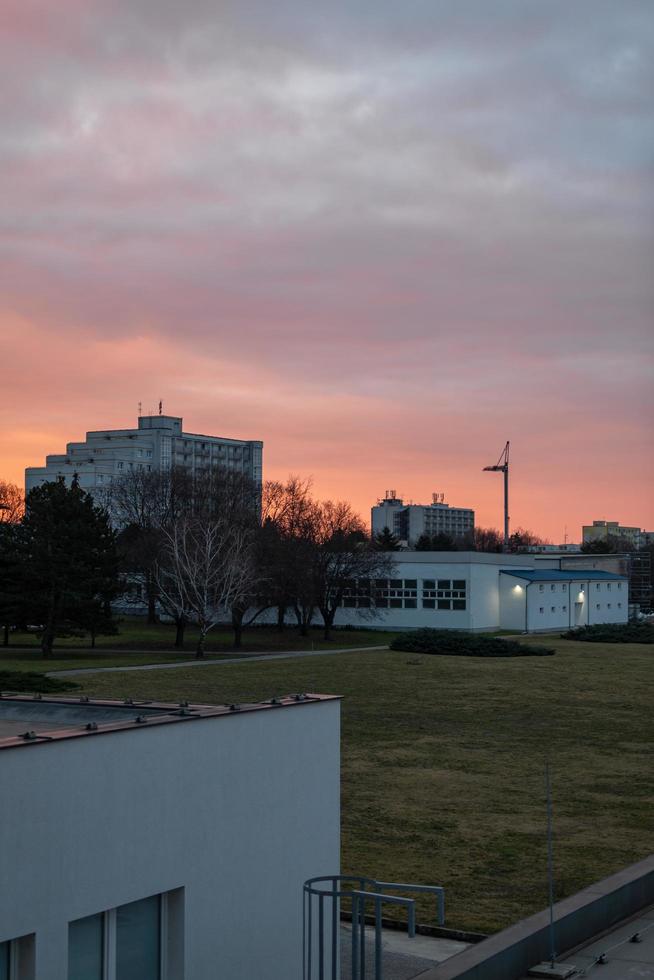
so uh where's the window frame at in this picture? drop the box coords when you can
[68,894,169,980]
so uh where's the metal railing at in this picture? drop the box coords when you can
[303,875,445,980]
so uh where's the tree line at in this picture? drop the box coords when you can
[0,472,394,656]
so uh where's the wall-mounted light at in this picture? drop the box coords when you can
[513,585,523,593]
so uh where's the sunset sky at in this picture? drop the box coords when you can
[1,0,652,540]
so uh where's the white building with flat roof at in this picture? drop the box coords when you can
[25,414,263,498]
[372,492,474,545]
[334,552,628,633]
[0,693,339,980]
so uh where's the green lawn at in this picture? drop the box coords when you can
[66,635,654,935]
[1,620,393,673]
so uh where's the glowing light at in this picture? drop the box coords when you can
[513,585,523,593]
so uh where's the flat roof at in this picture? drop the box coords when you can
[0,694,339,751]
[519,904,654,979]
[501,569,627,582]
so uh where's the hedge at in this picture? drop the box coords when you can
[561,622,654,644]
[389,629,554,657]
[0,671,79,694]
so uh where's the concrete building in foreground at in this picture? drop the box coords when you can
[25,413,263,498]
[334,552,628,633]
[0,693,339,980]
[372,491,475,545]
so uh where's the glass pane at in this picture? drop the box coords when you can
[68,914,103,980]
[0,942,9,980]
[423,580,435,590]
[116,895,160,980]
[452,580,466,590]
[437,580,451,589]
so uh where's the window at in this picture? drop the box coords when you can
[596,603,601,610]
[618,583,622,590]
[452,599,466,610]
[539,607,544,613]
[437,579,450,589]
[423,579,435,590]
[68,893,173,980]
[551,606,556,613]
[562,584,567,591]
[618,602,622,609]
[116,895,160,980]
[1,935,35,980]
[437,600,451,610]
[551,584,556,592]
[607,583,611,591]
[452,579,466,590]
[562,605,567,612]
[69,913,103,980]
[117,462,124,470]
[607,603,611,609]
[539,584,544,592]
[596,583,601,591]
[423,599,435,609]
[404,579,417,589]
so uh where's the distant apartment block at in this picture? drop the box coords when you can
[25,414,263,497]
[372,490,474,545]
[582,520,648,551]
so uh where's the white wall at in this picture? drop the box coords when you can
[0,700,340,980]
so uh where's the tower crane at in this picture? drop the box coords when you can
[483,441,510,550]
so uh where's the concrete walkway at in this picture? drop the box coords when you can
[47,645,389,677]
[340,924,469,979]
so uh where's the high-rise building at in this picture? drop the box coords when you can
[25,413,263,497]
[371,490,474,545]
[582,520,645,550]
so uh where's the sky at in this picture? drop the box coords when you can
[1,0,652,540]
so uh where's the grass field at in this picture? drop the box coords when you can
[0,620,393,673]
[64,635,654,935]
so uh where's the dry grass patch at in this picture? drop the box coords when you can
[70,637,653,934]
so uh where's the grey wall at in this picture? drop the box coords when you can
[0,700,340,980]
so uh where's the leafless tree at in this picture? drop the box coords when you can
[0,481,24,524]
[155,516,255,657]
[307,500,396,640]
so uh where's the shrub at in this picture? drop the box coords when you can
[389,629,554,657]
[561,622,654,644]
[0,671,79,693]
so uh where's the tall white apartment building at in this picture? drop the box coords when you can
[25,414,263,497]
[372,491,474,545]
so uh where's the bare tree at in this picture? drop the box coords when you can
[0,482,24,524]
[107,467,192,623]
[309,500,396,640]
[156,516,254,657]
[260,476,316,631]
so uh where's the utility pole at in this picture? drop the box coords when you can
[483,441,510,550]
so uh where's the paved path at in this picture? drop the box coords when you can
[47,645,389,677]
[340,924,469,979]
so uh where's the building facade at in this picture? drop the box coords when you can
[582,520,645,550]
[0,693,339,980]
[333,552,628,633]
[25,414,263,498]
[371,491,474,545]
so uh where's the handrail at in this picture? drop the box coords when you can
[303,874,446,980]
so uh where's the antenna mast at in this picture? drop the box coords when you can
[483,441,510,550]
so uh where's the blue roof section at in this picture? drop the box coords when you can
[501,570,626,582]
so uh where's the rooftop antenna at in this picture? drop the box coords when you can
[158,400,163,416]
[138,401,142,417]
[483,441,510,550]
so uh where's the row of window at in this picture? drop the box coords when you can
[537,582,622,593]
[538,603,623,614]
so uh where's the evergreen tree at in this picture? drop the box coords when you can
[21,477,119,656]
[373,527,402,551]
